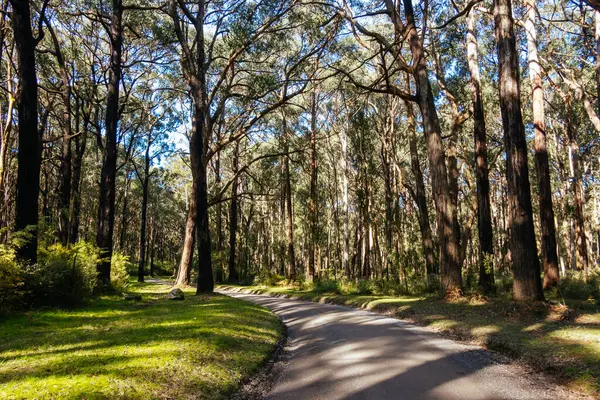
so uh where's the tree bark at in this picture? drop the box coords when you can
[12,0,41,264]
[228,141,240,282]
[525,0,559,289]
[308,89,318,281]
[283,112,297,280]
[467,8,495,291]
[192,98,214,293]
[215,145,224,283]
[69,117,87,244]
[137,139,151,282]
[494,0,543,300]
[339,103,350,278]
[96,0,123,287]
[405,99,437,280]
[45,17,73,245]
[176,184,196,286]
[401,0,461,295]
[169,0,213,292]
[566,101,589,281]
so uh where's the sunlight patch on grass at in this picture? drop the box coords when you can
[0,283,282,399]
[522,323,545,332]
[471,325,500,337]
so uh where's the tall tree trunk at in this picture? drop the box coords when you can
[137,141,151,283]
[283,112,297,280]
[494,0,543,301]
[228,142,240,282]
[525,0,559,289]
[45,18,73,245]
[308,90,318,281]
[401,0,461,295]
[118,166,131,250]
[339,104,350,278]
[566,101,589,280]
[12,0,40,264]
[69,118,87,244]
[215,147,224,283]
[405,99,437,281]
[467,8,495,291]
[170,0,213,292]
[176,186,196,286]
[382,105,394,281]
[96,0,123,287]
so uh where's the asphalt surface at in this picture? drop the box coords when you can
[220,290,580,400]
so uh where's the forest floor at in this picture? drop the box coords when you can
[0,281,282,399]
[217,283,600,396]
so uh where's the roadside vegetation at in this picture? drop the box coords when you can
[0,282,282,399]
[219,275,600,396]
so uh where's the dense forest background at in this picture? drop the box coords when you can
[1,0,600,309]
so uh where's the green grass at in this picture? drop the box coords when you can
[0,282,282,399]
[218,283,600,396]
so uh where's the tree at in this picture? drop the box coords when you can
[524,0,559,289]
[494,0,543,301]
[96,0,124,287]
[12,0,41,264]
[466,7,494,291]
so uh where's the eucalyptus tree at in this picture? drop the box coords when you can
[329,0,463,295]
[11,0,42,264]
[466,6,494,292]
[130,91,175,282]
[524,0,559,289]
[494,0,543,300]
[168,0,336,292]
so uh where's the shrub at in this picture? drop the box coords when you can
[254,271,284,286]
[0,245,23,313]
[352,279,375,295]
[111,252,132,292]
[312,279,341,294]
[558,271,600,302]
[23,242,98,307]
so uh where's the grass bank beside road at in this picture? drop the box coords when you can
[218,283,600,396]
[0,282,282,399]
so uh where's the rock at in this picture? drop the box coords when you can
[124,294,142,301]
[168,288,185,300]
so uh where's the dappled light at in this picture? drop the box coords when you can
[0,284,280,399]
[221,284,600,395]
[225,292,572,400]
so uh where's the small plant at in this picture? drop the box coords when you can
[111,252,132,292]
[23,242,99,307]
[312,279,341,294]
[559,271,600,302]
[0,245,23,313]
[254,271,284,286]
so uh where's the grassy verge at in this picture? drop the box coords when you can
[218,283,600,395]
[0,282,282,399]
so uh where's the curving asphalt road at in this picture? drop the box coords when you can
[220,290,582,400]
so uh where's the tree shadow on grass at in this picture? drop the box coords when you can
[0,293,281,399]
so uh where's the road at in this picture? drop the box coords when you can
[220,290,579,400]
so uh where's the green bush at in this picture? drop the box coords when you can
[23,242,99,307]
[312,279,341,294]
[111,252,132,292]
[0,245,23,313]
[254,271,284,286]
[558,271,600,302]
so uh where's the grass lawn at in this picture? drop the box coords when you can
[0,282,282,399]
[218,283,600,396]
